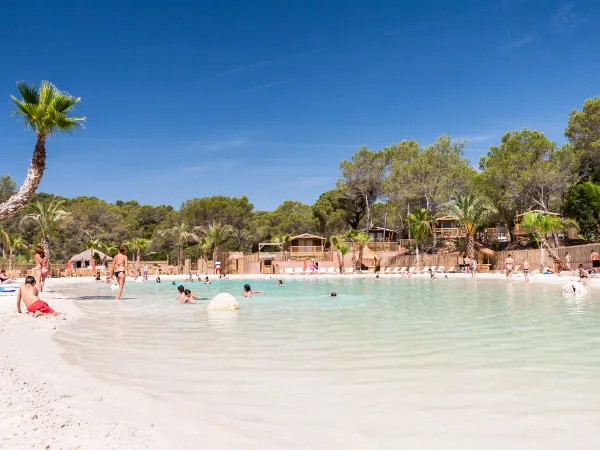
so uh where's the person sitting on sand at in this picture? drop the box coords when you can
[243,284,264,298]
[0,269,11,283]
[183,289,198,303]
[105,274,113,283]
[95,271,102,282]
[16,276,59,317]
[543,266,555,275]
[578,264,590,286]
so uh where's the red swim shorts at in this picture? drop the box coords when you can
[27,300,55,314]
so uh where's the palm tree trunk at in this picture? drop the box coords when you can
[136,250,140,272]
[338,251,344,273]
[537,233,566,271]
[0,134,46,221]
[358,246,364,270]
[41,236,51,262]
[415,245,421,267]
[467,234,475,260]
[8,250,14,271]
[178,245,183,272]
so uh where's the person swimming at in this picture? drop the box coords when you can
[330,292,337,297]
[182,289,198,304]
[243,284,264,298]
[204,276,211,285]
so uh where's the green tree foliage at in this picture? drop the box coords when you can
[0,228,26,270]
[479,129,575,239]
[0,175,16,203]
[337,147,386,231]
[312,189,357,234]
[443,193,496,259]
[520,212,578,270]
[330,235,349,273]
[346,229,371,270]
[563,181,600,240]
[20,199,71,261]
[197,222,234,263]
[406,207,432,267]
[565,97,600,181]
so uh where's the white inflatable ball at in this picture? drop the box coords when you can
[208,293,239,311]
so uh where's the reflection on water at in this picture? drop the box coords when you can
[55,278,600,449]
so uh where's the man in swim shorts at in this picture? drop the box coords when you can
[16,276,59,317]
[591,250,600,272]
[523,260,530,282]
[505,254,514,282]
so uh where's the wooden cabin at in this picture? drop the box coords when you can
[289,234,326,257]
[484,227,510,243]
[367,227,398,242]
[435,216,466,239]
[514,210,578,240]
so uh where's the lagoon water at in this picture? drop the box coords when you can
[55,277,600,449]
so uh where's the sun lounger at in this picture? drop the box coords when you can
[344,267,354,274]
[284,268,294,275]
[327,267,336,274]
[430,266,437,272]
[391,267,400,274]
[294,267,303,275]
[408,267,416,273]
[319,267,327,274]
[384,267,392,274]
[399,267,407,274]
[436,266,445,273]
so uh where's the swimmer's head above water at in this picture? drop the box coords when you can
[177,285,185,293]
[330,291,337,297]
[244,284,251,292]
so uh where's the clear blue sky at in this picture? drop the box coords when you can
[0,0,598,210]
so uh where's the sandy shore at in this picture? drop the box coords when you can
[0,272,594,449]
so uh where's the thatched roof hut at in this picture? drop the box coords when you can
[69,249,113,263]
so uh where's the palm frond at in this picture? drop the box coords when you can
[39,80,57,106]
[16,81,40,104]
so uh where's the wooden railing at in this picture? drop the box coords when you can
[289,246,325,254]
[435,228,466,238]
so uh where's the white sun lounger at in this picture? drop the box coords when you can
[399,267,407,274]
[344,267,354,274]
[421,266,430,273]
[408,267,416,273]
[327,267,336,274]
[294,267,303,275]
[384,267,392,274]
[284,268,294,275]
[319,267,327,274]
[430,266,438,272]
[391,267,400,274]
[436,266,445,273]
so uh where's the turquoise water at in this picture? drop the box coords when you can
[55,277,600,449]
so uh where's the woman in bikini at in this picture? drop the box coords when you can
[33,248,49,292]
[113,245,128,300]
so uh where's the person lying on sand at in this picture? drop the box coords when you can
[16,276,59,317]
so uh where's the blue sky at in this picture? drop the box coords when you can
[0,0,598,210]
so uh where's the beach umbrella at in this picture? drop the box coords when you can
[91,259,96,273]
[303,259,308,271]
[67,261,72,270]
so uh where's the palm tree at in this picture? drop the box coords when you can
[197,237,211,274]
[330,235,350,273]
[20,199,71,261]
[124,238,151,271]
[520,212,578,272]
[346,229,371,271]
[272,234,292,252]
[0,229,27,270]
[158,222,199,271]
[443,193,496,260]
[197,222,234,264]
[0,81,84,221]
[406,207,432,267]
[100,242,118,258]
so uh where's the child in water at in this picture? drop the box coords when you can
[183,289,198,303]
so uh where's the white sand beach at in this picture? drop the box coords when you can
[0,272,596,449]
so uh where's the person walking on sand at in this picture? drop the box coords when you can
[505,254,514,282]
[113,246,128,300]
[564,252,572,271]
[591,250,600,273]
[17,276,59,317]
[523,260,530,282]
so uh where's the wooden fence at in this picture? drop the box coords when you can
[492,243,600,270]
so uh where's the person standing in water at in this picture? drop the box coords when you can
[243,284,264,298]
[113,246,128,300]
[505,254,514,282]
[523,259,530,282]
[470,258,477,278]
